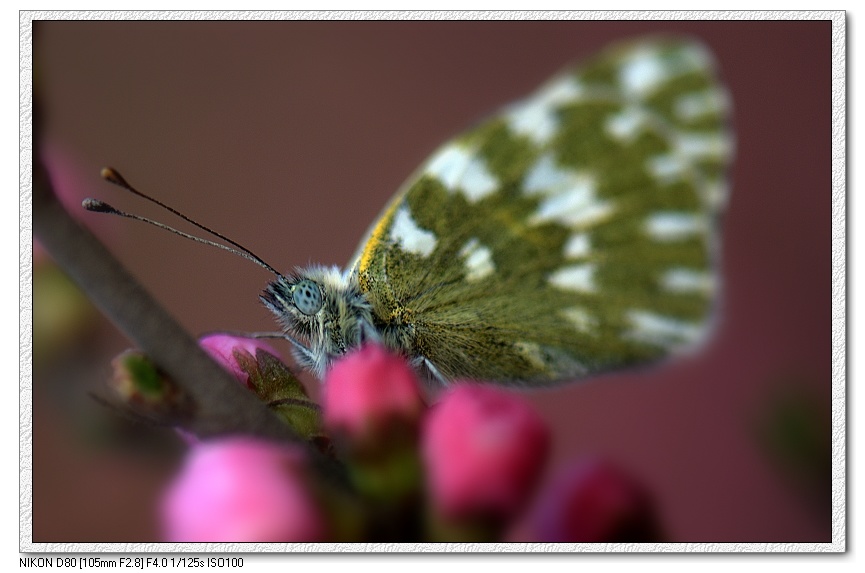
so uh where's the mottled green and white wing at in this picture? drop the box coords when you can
[352,37,732,385]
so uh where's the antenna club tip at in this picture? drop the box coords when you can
[82,198,118,214]
[101,167,130,188]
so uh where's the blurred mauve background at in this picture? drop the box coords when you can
[31,19,832,542]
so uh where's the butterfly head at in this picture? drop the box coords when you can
[260,265,376,377]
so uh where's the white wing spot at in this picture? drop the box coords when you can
[530,179,613,229]
[523,155,612,228]
[661,268,715,294]
[425,145,467,188]
[704,179,730,210]
[563,233,591,258]
[424,144,498,202]
[506,100,560,145]
[676,132,734,161]
[458,238,495,282]
[523,153,575,195]
[561,306,597,334]
[619,47,668,97]
[513,341,587,377]
[460,158,499,202]
[647,132,732,184]
[538,75,584,103]
[645,212,706,242]
[624,310,704,348]
[390,205,437,257]
[675,89,730,121]
[646,153,690,183]
[548,263,596,293]
[619,43,711,98]
[605,106,646,142]
[514,341,548,370]
[674,44,712,72]
[506,76,582,145]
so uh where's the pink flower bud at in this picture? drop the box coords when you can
[160,437,328,542]
[422,384,550,521]
[199,334,281,388]
[527,458,659,542]
[196,335,320,442]
[323,344,424,442]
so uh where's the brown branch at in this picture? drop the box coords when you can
[32,154,295,440]
[31,140,344,482]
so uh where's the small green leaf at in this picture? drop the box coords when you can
[122,353,164,395]
[110,349,190,418]
[233,349,324,442]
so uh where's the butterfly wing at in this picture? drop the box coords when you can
[351,37,732,385]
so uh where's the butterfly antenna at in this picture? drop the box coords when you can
[84,167,282,277]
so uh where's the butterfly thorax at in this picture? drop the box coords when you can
[260,266,377,378]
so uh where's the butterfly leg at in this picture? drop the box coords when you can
[266,333,317,366]
[205,329,317,365]
[422,357,448,387]
[242,330,295,340]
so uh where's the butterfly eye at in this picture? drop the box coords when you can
[292,279,323,316]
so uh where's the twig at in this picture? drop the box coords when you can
[31,142,351,486]
[32,154,299,440]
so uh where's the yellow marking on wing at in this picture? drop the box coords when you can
[357,194,404,275]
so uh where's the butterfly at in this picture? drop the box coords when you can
[255,37,733,386]
[91,37,731,387]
